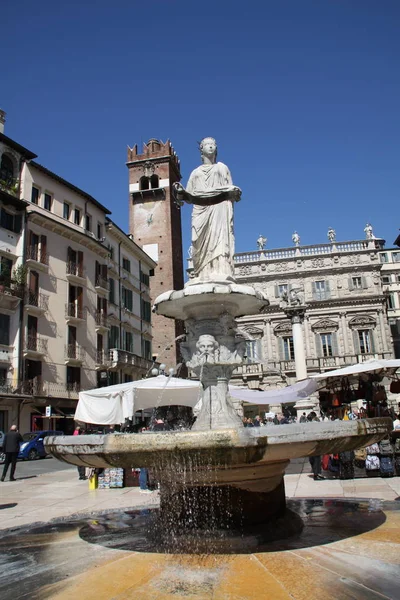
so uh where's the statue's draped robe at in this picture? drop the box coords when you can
[186,162,236,281]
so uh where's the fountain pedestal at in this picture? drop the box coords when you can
[154,282,269,431]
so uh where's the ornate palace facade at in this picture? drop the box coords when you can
[228,237,393,390]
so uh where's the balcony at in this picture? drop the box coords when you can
[25,291,49,315]
[0,171,19,198]
[66,261,86,284]
[26,246,49,271]
[95,274,109,293]
[0,285,22,310]
[65,303,87,324]
[24,335,48,358]
[95,349,109,369]
[65,344,85,365]
[95,311,109,332]
[108,348,154,373]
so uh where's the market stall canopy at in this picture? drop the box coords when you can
[311,359,400,382]
[228,378,318,405]
[75,376,202,425]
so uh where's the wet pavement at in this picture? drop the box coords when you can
[1,461,400,599]
[0,498,399,599]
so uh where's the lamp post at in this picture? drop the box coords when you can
[151,364,175,377]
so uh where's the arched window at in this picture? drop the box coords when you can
[0,154,14,185]
[139,176,150,190]
[150,174,159,189]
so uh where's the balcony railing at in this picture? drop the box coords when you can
[0,377,81,398]
[65,303,86,320]
[26,291,49,311]
[108,348,154,372]
[234,239,383,265]
[66,261,85,278]
[65,344,85,361]
[26,335,48,354]
[26,246,49,266]
[95,312,109,328]
[96,350,107,365]
[95,274,109,290]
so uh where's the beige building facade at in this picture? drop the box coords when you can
[230,238,393,401]
[0,118,156,434]
[380,247,400,358]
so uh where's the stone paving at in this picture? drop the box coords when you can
[1,461,399,531]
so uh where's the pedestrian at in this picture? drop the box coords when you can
[307,412,324,480]
[1,425,23,482]
[299,412,307,423]
[73,424,87,480]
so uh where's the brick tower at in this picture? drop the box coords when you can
[127,139,184,369]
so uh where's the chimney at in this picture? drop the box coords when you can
[0,110,5,134]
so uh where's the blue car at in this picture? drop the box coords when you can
[19,430,63,460]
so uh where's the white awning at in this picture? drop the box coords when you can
[229,378,318,405]
[75,376,202,425]
[311,359,400,381]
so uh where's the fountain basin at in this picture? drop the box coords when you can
[45,419,391,526]
[153,282,269,320]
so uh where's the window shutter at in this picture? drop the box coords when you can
[256,339,262,363]
[40,235,47,263]
[362,276,368,289]
[352,330,359,354]
[325,280,331,299]
[14,214,22,234]
[274,285,279,298]
[278,337,285,360]
[77,287,83,312]
[349,277,354,291]
[312,281,317,300]
[332,332,339,356]
[370,331,376,353]
[315,334,323,357]
[67,247,72,262]
[78,251,84,269]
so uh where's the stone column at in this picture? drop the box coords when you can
[264,318,273,362]
[378,308,388,353]
[304,315,311,356]
[340,311,349,355]
[282,306,307,381]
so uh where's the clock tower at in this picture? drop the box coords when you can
[127,139,184,369]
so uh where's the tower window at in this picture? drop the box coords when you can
[139,176,150,190]
[150,174,159,189]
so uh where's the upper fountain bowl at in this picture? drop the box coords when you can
[153,282,269,320]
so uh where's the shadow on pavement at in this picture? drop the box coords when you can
[0,503,17,510]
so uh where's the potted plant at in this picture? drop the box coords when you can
[11,264,27,297]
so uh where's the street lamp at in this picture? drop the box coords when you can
[151,364,175,377]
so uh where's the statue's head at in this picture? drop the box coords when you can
[200,137,217,163]
[196,334,219,355]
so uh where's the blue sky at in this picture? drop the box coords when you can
[2,0,399,256]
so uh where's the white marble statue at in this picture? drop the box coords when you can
[292,231,300,246]
[173,137,241,283]
[364,223,375,240]
[327,227,336,243]
[257,234,267,251]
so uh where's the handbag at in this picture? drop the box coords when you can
[390,380,400,394]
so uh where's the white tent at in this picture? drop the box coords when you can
[229,378,318,405]
[75,375,320,425]
[311,359,400,382]
[75,376,202,425]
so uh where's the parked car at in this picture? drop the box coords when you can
[18,430,63,460]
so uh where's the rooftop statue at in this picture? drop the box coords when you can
[173,137,241,283]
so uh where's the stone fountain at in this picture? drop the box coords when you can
[46,137,392,529]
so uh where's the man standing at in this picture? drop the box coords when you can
[1,425,23,482]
